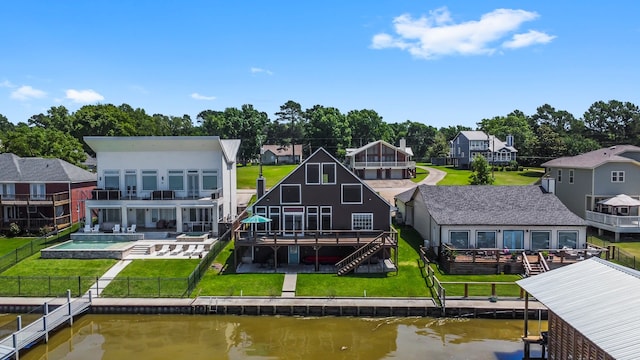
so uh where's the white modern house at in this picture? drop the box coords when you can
[84,136,240,235]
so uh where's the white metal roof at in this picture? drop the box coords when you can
[517,257,640,360]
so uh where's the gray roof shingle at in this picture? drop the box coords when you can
[413,185,585,226]
[541,145,640,169]
[0,153,96,183]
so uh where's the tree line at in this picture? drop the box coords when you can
[0,99,638,167]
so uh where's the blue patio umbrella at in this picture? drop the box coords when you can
[241,215,272,224]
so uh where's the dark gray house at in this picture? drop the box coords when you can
[236,148,397,274]
[449,131,517,169]
[395,185,587,254]
[542,145,640,241]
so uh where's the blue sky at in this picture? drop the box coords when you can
[2,1,639,129]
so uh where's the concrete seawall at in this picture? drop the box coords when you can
[0,296,547,319]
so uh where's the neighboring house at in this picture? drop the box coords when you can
[541,145,640,241]
[518,257,640,360]
[261,144,303,165]
[449,131,517,169]
[237,147,397,273]
[0,153,96,233]
[83,136,240,236]
[345,139,416,179]
[395,185,587,254]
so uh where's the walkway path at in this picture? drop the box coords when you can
[86,259,132,298]
[281,273,297,297]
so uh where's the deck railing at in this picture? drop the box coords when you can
[586,210,640,228]
[351,161,416,168]
[0,191,69,204]
[91,188,223,201]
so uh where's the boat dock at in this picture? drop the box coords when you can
[0,291,91,360]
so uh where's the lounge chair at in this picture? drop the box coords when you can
[127,224,137,233]
[112,224,121,233]
[183,244,197,256]
[84,224,92,233]
[91,224,100,233]
[191,244,205,257]
[157,244,171,256]
[170,244,185,256]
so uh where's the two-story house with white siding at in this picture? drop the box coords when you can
[84,136,240,236]
[449,131,517,169]
[542,145,640,241]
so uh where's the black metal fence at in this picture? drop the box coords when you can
[0,226,75,274]
[610,246,639,270]
[185,226,233,296]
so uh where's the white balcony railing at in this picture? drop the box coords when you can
[585,210,640,229]
[351,161,416,169]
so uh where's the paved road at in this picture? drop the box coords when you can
[237,166,446,206]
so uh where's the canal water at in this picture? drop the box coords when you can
[12,314,546,359]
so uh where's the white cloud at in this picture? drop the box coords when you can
[191,93,216,101]
[0,80,15,88]
[250,67,273,75]
[10,85,47,100]
[371,7,554,59]
[65,89,104,103]
[503,30,556,48]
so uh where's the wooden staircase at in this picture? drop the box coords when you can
[335,235,385,276]
[522,252,550,277]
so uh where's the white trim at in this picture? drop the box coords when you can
[280,184,302,204]
[322,163,336,184]
[305,163,321,185]
[341,183,363,204]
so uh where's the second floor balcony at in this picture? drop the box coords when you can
[0,192,70,205]
[585,210,640,233]
[350,161,416,169]
[91,188,223,201]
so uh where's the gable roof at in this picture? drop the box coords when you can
[541,145,640,169]
[261,144,303,157]
[0,153,96,183]
[517,257,640,360]
[254,147,391,208]
[346,140,414,157]
[453,131,517,152]
[457,130,490,141]
[406,185,585,226]
[220,139,241,164]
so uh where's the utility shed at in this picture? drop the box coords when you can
[517,257,640,360]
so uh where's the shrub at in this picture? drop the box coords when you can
[8,223,21,237]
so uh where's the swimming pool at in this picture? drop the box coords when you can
[41,239,136,259]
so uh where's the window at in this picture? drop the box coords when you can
[306,164,320,184]
[503,230,524,250]
[142,170,158,191]
[322,163,336,184]
[568,169,574,184]
[611,171,625,183]
[476,231,496,248]
[341,184,362,204]
[531,231,550,251]
[450,231,469,248]
[557,169,562,183]
[558,231,578,249]
[168,170,184,191]
[30,183,46,200]
[269,206,281,233]
[202,170,218,190]
[321,206,332,233]
[306,206,318,232]
[352,213,373,230]
[104,170,120,190]
[124,170,137,197]
[281,184,301,204]
[0,183,15,199]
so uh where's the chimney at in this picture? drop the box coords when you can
[256,176,266,199]
[506,134,514,147]
[399,138,406,151]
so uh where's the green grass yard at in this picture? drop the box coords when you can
[100,259,201,298]
[0,237,33,256]
[431,166,544,185]
[236,164,296,189]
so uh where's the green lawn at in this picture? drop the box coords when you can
[195,241,285,296]
[431,166,544,185]
[411,166,429,183]
[429,264,522,297]
[100,259,201,298]
[237,164,297,189]
[0,253,117,296]
[0,237,34,256]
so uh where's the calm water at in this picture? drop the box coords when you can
[12,314,546,360]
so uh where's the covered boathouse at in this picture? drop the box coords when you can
[517,257,640,360]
